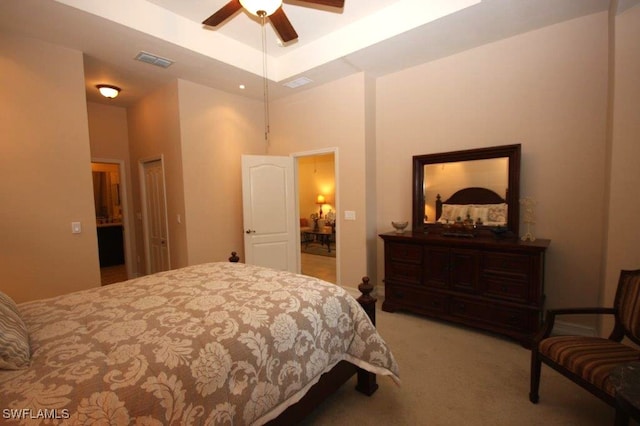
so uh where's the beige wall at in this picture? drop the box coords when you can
[177,79,266,265]
[269,73,371,288]
[602,6,640,332]
[127,81,188,272]
[88,102,130,161]
[376,12,610,328]
[0,35,100,302]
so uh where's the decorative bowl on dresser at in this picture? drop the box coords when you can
[380,231,549,347]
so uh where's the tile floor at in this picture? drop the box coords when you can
[100,264,128,285]
[301,252,336,283]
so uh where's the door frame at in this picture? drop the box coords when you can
[91,158,134,280]
[292,148,340,285]
[139,155,171,274]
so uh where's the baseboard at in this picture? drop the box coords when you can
[343,285,361,299]
[343,283,385,301]
[552,320,597,337]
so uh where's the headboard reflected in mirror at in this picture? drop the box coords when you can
[412,144,521,236]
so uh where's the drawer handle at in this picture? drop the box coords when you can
[507,315,518,324]
[456,303,465,311]
[430,301,440,307]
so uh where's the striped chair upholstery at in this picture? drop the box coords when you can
[530,269,640,412]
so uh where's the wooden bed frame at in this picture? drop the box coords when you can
[227,252,379,424]
[435,187,507,221]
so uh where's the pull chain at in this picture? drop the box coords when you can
[260,13,270,144]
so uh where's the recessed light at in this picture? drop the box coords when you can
[239,84,246,90]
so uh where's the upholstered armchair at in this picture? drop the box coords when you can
[300,218,313,243]
[529,269,640,421]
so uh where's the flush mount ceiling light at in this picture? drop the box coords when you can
[96,84,121,99]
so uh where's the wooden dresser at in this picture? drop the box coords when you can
[380,231,550,346]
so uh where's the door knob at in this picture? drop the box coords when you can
[245,229,256,234]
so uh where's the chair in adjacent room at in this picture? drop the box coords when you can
[300,218,313,244]
[529,269,640,420]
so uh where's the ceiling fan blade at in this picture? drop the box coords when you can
[202,0,242,27]
[270,7,298,43]
[295,0,345,7]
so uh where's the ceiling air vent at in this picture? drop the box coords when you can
[135,51,174,68]
[283,77,313,89]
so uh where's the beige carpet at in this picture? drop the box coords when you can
[300,306,617,426]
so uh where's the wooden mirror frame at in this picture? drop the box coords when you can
[412,144,521,236]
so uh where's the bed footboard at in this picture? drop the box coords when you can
[227,253,380,419]
[355,276,379,395]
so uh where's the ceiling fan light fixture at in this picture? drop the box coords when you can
[96,84,121,99]
[240,0,282,17]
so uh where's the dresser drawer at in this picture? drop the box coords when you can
[386,284,448,315]
[388,242,422,263]
[387,262,422,285]
[483,252,531,276]
[482,274,528,302]
[450,297,531,332]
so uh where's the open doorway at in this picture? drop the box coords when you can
[91,161,129,285]
[296,152,337,283]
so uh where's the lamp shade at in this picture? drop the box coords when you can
[239,0,282,16]
[97,85,120,99]
[316,194,326,204]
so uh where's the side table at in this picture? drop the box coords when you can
[610,361,640,426]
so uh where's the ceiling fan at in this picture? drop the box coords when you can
[202,0,345,43]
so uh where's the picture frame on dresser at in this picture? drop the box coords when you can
[381,144,549,347]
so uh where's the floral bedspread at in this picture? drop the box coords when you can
[0,262,399,425]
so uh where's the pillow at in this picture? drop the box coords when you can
[0,290,30,370]
[440,204,470,223]
[486,203,508,224]
[469,206,489,224]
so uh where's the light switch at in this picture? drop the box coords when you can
[71,222,82,234]
[344,211,356,220]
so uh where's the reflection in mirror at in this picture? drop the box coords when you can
[92,162,122,224]
[423,158,508,223]
[412,144,521,236]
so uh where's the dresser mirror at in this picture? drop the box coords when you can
[412,144,521,236]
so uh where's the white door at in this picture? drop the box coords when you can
[241,155,297,272]
[142,159,170,274]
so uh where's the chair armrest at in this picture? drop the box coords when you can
[533,307,617,344]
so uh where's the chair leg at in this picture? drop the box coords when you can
[614,408,629,426]
[529,350,541,403]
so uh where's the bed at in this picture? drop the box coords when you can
[0,259,398,425]
[435,186,508,226]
